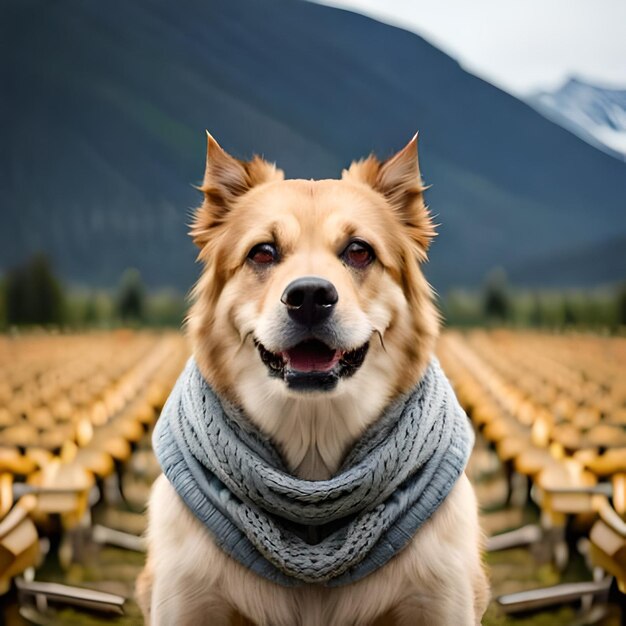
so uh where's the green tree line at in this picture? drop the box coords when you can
[1,256,624,331]
[0,255,186,329]
[443,268,626,330]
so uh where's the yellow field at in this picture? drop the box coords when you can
[0,330,624,624]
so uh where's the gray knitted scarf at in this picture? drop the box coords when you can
[153,357,474,587]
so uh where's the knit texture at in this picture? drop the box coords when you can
[153,357,474,587]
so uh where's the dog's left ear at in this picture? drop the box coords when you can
[191,132,284,247]
[343,134,435,252]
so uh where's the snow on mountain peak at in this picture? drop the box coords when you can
[529,78,626,160]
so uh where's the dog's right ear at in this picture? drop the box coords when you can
[191,132,283,247]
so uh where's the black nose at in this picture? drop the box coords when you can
[281,276,338,327]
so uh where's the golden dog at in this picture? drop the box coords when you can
[137,133,489,625]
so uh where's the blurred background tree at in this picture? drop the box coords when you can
[4,254,65,326]
[482,268,511,324]
[617,283,626,327]
[0,277,6,330]
[117,269,146,324]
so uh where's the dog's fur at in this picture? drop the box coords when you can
[137,134,489,625]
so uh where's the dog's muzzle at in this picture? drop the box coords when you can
[256,338,369,392]
[256,276,369,391]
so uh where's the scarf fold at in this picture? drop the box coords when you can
[153,357,474,587]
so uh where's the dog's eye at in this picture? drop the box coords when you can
[248,243,279,265]
[341,240,375,269]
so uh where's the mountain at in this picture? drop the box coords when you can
[2,0,626,292]
[510,234,626,288]
[528,78,626,161]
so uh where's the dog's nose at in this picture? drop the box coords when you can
[281,276,338,327]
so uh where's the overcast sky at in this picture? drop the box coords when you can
[312,0,626,96]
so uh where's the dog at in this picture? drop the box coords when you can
[137,132,489,625]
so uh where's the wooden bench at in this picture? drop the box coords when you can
[0,495,39,595]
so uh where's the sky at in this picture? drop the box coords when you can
[311,0,626,96]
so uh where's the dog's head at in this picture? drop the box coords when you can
[188,133,439,412]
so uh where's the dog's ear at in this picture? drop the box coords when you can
[343,134,435,253]
[191,132,284,247]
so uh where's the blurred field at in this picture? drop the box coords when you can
[1,330,625,625]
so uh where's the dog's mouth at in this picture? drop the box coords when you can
[256,339,369,391]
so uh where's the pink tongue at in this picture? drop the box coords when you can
[286,341,341,372]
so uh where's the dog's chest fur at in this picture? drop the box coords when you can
[236,379,392,480]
